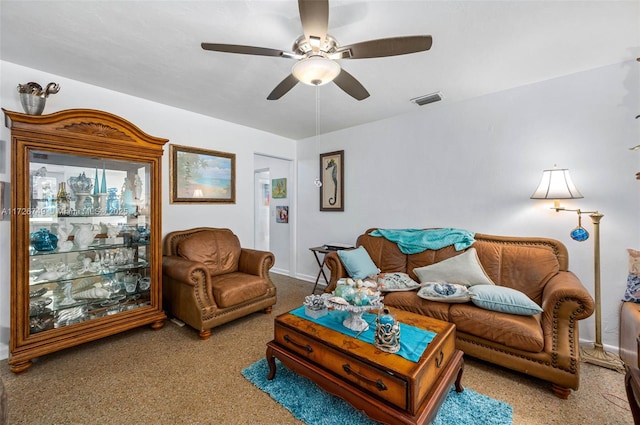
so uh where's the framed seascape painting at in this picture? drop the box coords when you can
[319,150,344,211]
[170,144,236,203]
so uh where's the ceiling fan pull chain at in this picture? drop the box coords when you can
[314,85,323,188]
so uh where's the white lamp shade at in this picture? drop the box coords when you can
[531,168,584,199]
[292,56,341,86]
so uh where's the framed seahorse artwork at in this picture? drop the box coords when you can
[319,150,344,211]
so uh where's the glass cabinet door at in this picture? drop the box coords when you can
[28,150,153,335]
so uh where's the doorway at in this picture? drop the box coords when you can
[254,169,270,252]
[254,154,294,275]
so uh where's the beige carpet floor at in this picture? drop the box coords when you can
[0,274,634,424]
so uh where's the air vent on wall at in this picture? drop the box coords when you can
[410,92,443,106]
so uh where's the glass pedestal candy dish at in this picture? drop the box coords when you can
[326,279,383,332]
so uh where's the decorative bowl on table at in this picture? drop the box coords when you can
[325,278,383,332]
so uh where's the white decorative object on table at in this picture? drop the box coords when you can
[325,278,383,332]
[303,294,330,319]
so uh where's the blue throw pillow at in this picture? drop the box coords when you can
[469,285,543,316]
[337,246,380,280]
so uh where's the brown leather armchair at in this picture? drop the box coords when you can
[162,227,277,340]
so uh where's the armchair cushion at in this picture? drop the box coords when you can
[177,229,241,277]
[212,272,270,308]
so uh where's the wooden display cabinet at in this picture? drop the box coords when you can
[3,108,168,373]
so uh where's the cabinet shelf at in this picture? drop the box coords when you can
[4,108,168,374]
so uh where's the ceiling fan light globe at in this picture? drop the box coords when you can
[292,56,341,86]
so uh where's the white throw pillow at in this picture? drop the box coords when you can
[413,248,495,287]
[377,272,421,292]
[417,283,471,303]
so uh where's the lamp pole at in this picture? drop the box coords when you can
[579,212,625,372]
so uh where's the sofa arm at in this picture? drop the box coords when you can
[324,251,349,293]
[540,271,595,367]
[238,248,275,277]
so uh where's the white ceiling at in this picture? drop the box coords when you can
[1,1,639,140]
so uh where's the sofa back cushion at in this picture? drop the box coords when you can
[176,229,241,277]
[357,232,407,274]
[473,240,559,305]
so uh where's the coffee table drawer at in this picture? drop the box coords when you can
[274,325,409,409]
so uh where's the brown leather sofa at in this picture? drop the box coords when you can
[162,227,277,340]
[324,228,595,399]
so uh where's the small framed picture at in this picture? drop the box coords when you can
[272,178,287,198]
[319,150,344,211]
[276,206,289,223]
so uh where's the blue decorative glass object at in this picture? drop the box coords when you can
[30,228,58,251]
[106,187,120,214]
[93,168,99,195]
[100,167,107,193]
[570,227,589,242]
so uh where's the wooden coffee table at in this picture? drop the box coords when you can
[266,307,464,425]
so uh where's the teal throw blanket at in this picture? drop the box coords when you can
[369,228,475,254]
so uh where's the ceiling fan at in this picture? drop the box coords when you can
[201,0,432,101]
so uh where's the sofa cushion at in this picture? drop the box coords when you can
[450,303,544,352]
[357,232,408,274]
[473,241,559,305]
[413,248,495,287]
[382,291,452,322]
[211,272,268,308]
[177,230,241,277]
[377,272,421,292]
[417,283,471,303]
[337,246,380,279]
[470,285,543,316]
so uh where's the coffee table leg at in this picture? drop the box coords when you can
[266,345,277,380]
[454,357,464,393]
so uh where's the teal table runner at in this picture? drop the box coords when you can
[290,306,435,362]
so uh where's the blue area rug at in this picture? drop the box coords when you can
[242,358,513,425]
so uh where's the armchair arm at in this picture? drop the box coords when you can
[324,251,349,293]
[238,248,275,277]
[162,255,217,311]
[540,270,595,368]
[163,255,209,286]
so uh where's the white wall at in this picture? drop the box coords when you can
[0,61,296,359]
[296,62,640,351]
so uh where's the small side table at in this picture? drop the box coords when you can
[309,245,349,294]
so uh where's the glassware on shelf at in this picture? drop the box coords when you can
[56,182,71,216]
[106,187,120,214]
[30,228,58,251]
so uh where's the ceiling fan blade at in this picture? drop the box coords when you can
[333,70,369,101]
[337,35,433,59]
[201,43,286,57]
[298,0,329,48]
[267,74,299,100]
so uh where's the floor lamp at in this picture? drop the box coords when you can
[531,167,625,372]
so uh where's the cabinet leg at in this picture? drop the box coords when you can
[150,320,165,330]
[199,329,212,340]
[10,360,33,374]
